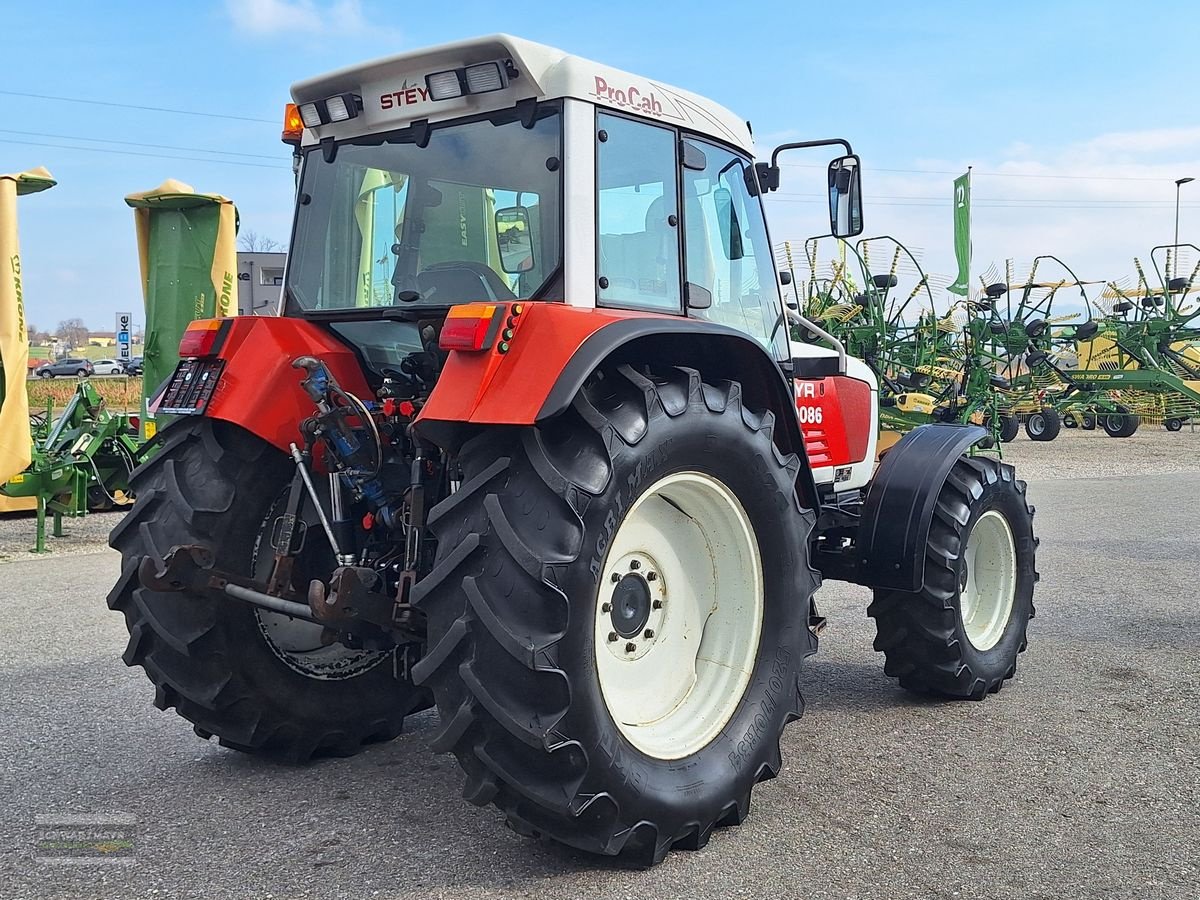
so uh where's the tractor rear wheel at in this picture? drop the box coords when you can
[868,457,1037,699]
[1101,407,1138,438]
[412,365,818,865]
[1024,408,1061,441]
[108,419,430,762]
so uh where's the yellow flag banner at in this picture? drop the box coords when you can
[0,167,56,483]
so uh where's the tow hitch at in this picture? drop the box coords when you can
[139,545,423,645]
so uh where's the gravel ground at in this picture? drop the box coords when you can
[0,437,1197,899]
[0,509,125,562]
[998,424,1200,480]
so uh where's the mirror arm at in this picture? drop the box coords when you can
[787,308,847,375]
[757,138,855,194]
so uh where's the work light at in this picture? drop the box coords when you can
[298,103,322,128]
[426,70,464,101]
[464,62,504,94]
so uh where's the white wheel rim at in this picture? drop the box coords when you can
[959,510,1017,651]
[1028,415,1044,436]
[594,471,763,760]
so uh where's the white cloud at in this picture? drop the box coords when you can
[226,0,378,38]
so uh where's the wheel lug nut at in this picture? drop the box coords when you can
[625,642,637,653]
[646,571,657,581]
[610,573,621,583]
[629,560,641,570]
[601,602,612,613]
[608,632,618,643]
[643,629,654,639]
[652,599,663,610]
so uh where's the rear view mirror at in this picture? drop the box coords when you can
[827,155,863,238]
[495,206,534,274]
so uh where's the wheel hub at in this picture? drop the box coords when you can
[599,551,667,662]
[610,573,652,638]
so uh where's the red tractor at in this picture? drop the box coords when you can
[109,35,1037,865]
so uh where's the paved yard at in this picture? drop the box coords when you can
[0,430,1196,899]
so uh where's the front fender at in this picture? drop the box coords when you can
[855,423,988,592]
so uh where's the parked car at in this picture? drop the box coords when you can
[121,356,144,375]
[92,359,127,376]
[34,358,93,379]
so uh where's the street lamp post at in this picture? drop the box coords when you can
[1175,177,1195,260]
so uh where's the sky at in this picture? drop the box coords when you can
[1,0,1198,329]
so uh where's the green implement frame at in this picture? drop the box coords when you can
[0,381,140,552]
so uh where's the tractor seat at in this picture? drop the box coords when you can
[417,261,516,303]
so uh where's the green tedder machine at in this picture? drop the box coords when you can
[792,235,1011,449]
[1026,244,1200,436]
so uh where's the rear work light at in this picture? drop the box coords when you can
[298,102,322,128]
[426,61,510,102]
[295,93,362,129]
[439,303,508,352]
[179,319,230,358]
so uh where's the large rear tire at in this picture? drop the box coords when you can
[108,419,430,762]
[412,365,819,865]
[868,457,1037,699]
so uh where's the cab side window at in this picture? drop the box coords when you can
[682,139,786,356]
[596,113,681,311]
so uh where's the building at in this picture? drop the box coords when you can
[237,251,286,315]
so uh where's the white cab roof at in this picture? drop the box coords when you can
[291,34,754,153]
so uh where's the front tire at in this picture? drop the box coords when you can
[868,457,1037,698]
[108,419,430,761]
[412,366,819,864]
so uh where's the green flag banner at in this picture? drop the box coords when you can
[949,170,971,296]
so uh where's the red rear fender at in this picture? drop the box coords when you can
[198,316,371,453]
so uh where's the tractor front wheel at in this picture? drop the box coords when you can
[868,457,1037,698]
[412,365,818,865]
[108,419,430,761]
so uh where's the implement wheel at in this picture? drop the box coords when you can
[412,365,818,865]
[868,457,1037,699]
[1101,406,1139,438]
[1024,408,1061,442]
[997,415,1019,443]
[108,419,430,761]
[1164,418,1184,432]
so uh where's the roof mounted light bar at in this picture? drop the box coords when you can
[424,61,509,101]
[297,92,363,129]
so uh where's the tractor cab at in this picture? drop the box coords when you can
[272,34,876,487]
